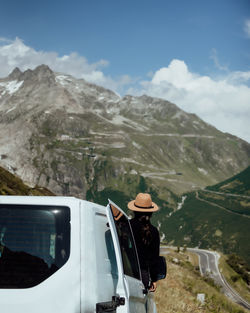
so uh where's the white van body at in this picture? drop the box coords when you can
[0,196,157,313]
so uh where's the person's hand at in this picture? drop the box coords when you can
[149,282,157,292]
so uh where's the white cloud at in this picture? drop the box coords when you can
[210,48,228,71]
[244,19,250,38]
[0,37,131,93]
[0,37,12,43]
[128,59,250,143]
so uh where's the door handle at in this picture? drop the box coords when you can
[96,296,125,312]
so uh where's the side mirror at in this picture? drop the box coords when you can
[157,256,167,280]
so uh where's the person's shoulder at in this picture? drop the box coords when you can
[150,223,158,232]
[150,224,160,237]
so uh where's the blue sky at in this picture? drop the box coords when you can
[1,0,249,76]
[0,0,250,141]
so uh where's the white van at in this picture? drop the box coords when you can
[0,196,166,313]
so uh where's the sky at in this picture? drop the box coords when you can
[0,0,250,142]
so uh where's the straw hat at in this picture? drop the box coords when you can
[127,193,159,212]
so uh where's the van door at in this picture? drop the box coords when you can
[105,200,147,313]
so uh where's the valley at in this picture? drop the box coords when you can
[0,65,249,267]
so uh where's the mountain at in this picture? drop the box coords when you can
[161,166,250,264]
[0,65,249,208]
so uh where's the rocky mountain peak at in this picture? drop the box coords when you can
[19,64,56,87]
[7,67,22,80]
[6,65,55,83]
[34,64,54,76]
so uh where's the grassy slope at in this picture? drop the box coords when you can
[156,249,248,313]
[88,165,250,265]
[207,166,250,195]
[0,166,54,196]
[218,254,250,304]
[163,192,250,263]
[198,190,250,216]
[162,166,250,264]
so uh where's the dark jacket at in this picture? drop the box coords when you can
[130,218,160,282]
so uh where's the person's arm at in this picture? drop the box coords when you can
[148,228,160,290]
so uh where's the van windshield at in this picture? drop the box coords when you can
[0,204,70,288]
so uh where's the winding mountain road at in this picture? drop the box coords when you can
[203,189,250,200]
[195,192,250,218]
[188,248,250,310]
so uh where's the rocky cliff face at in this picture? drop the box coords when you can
[0,65,249,206]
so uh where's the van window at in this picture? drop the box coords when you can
[0,204,70,288]
[110,204,140,280]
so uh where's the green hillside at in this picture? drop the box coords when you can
[207,166,250,196]
[162,166,250,264]
[88,166,250,265]
[0,166,54,196]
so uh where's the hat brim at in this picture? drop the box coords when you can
[127,200,159,212]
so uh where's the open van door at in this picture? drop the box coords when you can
[102,199,148,313]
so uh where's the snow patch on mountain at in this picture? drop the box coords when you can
[111,115,149,131]
[0,80,23,96]
[132,141,142,149]
[198,168,208,175]
[56,75,72,86]
[6,106,17,113]
[172,111,188,119]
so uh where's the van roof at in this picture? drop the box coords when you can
[0,195,89,207]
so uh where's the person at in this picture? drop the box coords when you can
[128,193,160,292]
